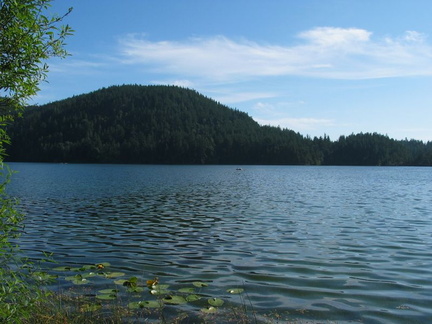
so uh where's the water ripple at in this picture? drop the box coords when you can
[8,164,432,323]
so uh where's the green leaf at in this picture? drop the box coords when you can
[201,306,218,313]
[96,294,117,300]
[100,272,125,278]
[150,288,169,295]
[52,266,75,271]
[127,286,144,293]
[150,284,170,295]
[153,284,169,290]
[82,272,97,278]
[114,279,127,285]
[208,298,224,306]
[80,264,96,270]
[186,294,201,302]
[128,300,162,309]
[66,274,90,285]
[163,295,187,304]
[72,278,89,285]
[227,288,244,294]
[178,287,195,293]
[192,281,208,288]
[98,289,118,294]
[32,271,58,281]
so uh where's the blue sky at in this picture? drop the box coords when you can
[38,0,432,141]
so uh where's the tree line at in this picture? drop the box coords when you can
[5,84,432,166]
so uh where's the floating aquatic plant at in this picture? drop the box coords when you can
[31,271,58,282]
[208,297,224,307]
[98,289,119,294]
[128,286,145,293]
[96,293,117,300]
[149,283,170,295]
[163,295,187,305]
[192,281,208,288]
[65,274,90,285]
[128,300,162,309]
[33,260,251,321]
[201,306,218,313]
[52,266,77,271]
[150,288,169,295]
[178,287,195,293]
[186,294,201,302]
[122,276,138,287]
[114,279,127,285]
[99,271,125,278]
[227,288,244,294]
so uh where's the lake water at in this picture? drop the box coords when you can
[6,163,432,323]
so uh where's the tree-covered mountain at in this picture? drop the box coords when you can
[4,84,432,165]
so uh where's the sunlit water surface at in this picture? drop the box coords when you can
[7,163,432,323]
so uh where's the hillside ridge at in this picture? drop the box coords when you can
[5,84,432,165]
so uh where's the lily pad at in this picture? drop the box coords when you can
[227,288,244,294]
[32,271,58,282]
[100,272,125,278]
[150,284,170,295]
[179,287,195,293]
[73,278,90,285]
[122,277,138,287]
[98,289,119,294]
[186,294,201,302]
[127,286,144,293]
[114,279,127,285]
[163,295,187,304]
[153,284,169,290]
[201,306,218,313]
[53,266,75,271]
[208,298,224,307]
[128,300,162,309]
[65,274,90,285]
[96,293,117,300]
[65,274,83,281]
[192,281,208,288]
[79,264,97,271]
[150,288,169,295]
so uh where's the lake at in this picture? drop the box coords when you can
[6,163,432,323]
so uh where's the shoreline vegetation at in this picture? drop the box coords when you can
[5,85,432,166]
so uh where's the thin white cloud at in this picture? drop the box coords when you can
[118,27,432,81]
[253,100,305,113]
[151,79,196,88]
[213,91,276,104]
[298,27,371,47]
[49,58,106,74]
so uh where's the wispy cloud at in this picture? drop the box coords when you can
[151,79,196,88]
[212,91,277,104]
[49,58,106,74]
[118,27,432,81]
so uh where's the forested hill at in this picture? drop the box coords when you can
[5,84,432,165]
